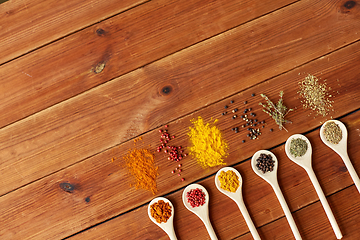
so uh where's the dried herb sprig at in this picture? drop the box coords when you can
[259,91,293,131]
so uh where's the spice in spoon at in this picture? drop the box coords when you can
[290,138,308,157]
[150,200,172,223]
[186,188,206,208]
[256,153,275,173]
[218,170,240,192]
[323,121,342,144]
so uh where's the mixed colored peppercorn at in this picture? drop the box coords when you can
[156,125,186,181]
[186,188,206,208]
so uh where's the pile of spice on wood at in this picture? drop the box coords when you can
[186,188,206,208]
[256,153,275,173]
[290,138,308,157]
[298,74,335,117]
[188,116,228,168]
[150,200,172,223]
[218,170,240,192]
[156,125,186,182]
[222,95,266,142]
[323,121,342,144]
[123,139,158,195]
[259,91,293,131]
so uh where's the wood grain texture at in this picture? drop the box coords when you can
[235,186,360,240]
[0,0,296,129]
[0,0,359,198]
[69,111,360,240]
[1,42,359,239]
[0,0,146,64]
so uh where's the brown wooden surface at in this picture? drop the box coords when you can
[0,0,359,239]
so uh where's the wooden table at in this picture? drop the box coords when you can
[1,0,359,239]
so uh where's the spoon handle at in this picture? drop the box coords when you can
[236,197,261,240]
[272,185,302,240]
[166,227,178,240]
[201,216,218,240]
[306,169,342,239]
[340,153,360,194]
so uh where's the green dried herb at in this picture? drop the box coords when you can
[298,74,334,117]
[323,122,342,144]
[259,91,293,131]
[290,138,308,157]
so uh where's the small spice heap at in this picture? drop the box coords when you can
[123,146,158,195]
[256,153,275,173]
[290,138,308,157]
[298,74,334,117]
[222,95,266,142]
[323,121,342,144]
[259,91,293,131]
[150,200,172,223]
[156,125,186,182]
[186,188,206,208]
[188,116,228,168]
[218,170,240,193]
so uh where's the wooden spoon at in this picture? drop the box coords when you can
[285,134,342,239]
[148,197,177,240]
[215,167,261,240]
[251,150,302,240]
[182,183,218,240]
[320,119,360,193]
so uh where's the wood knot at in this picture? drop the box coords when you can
[60,182,74,193]
[161,86,173,95]
[344,0,356,9]
[339,166,348,172]
[94,62,106,74]
[96,28,106,36]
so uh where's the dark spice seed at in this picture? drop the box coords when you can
[249,108,252,111]
[225,105,228,109]
[230,100,234,104]
[252,93,255,97]
[242,140,245,143]
[244,101,248,104]
[270,128,273,132]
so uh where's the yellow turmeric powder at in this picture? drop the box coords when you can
[188,116,228,168]
[218,170,239,192]
[123,148,158,195]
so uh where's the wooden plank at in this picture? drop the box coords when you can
[1,1,360,198]
[235,186,360,240]
[0,0,296,129]
[0,0,359,197]
[1,0,356,130]
[1,42,360,239]
[68,111,360,240]
[0,0,146,64]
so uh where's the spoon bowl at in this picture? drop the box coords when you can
[182,183,218,240]
[251,150,278,186]
[215,167,261,240]
[251,150,302,240]
[320,120,360,193]
[285,134,312,170]
[285,134,343,239]
[320,120,348,156]
[148,197,177,240]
